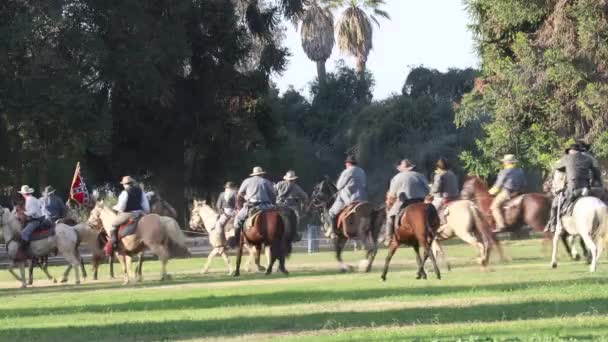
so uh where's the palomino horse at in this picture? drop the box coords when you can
[189,200,266,274]
[231,207,291,277]
[551,194,608,272]
[380,200,442,281]
[310,178,384,272]
[61,222,107,281]
[0,206,84,288]
[87,201,190,284]
[435,199,495,267]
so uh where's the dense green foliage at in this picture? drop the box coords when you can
[458,0,608,180]
[1,240,607,341]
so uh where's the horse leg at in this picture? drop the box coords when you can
[28,259,35,285]
[431,239,451,271]
[562,234,579,261]
[79,256,87,281]
[550,230,561,269]
[92,255,100,281]
[579,233,598,273]
[232,236,244,277]
[264,246,271,273]
[457,231,487,267]
[414,245,427,280]
[117,254,129,285]
[61,265,71,283]
[335,237,351,272]
[363,231,377,273]
[265,246,276,276]
[40,259,57,283]
[18,261,27,288]
[202,248,218,274]
[109,254,115,279]
[424,242,441,280]
[136,252,144,282]
[218,248,233,275]
[380,240,399,282]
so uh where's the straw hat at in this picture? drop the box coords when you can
[500,154,518,163]
[120,176,136,185]
[283,170,298,181]
[250,166,266,176]
[397,159,416,171]
[42,185,56,196]
[18,185,35,195]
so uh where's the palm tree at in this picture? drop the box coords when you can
[300,2,335,84]
[332,0,389,75]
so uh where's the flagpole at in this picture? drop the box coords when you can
[69,162,81,203]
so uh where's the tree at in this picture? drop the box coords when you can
[330,0,389,75]
[299,1,335,83]
[458,0,608,182]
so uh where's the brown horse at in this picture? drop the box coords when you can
[460,175,585,259]
[310,179,383,273]
[231,208,291,277]
[381,200,442,281]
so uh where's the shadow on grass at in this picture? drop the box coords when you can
[1,277,608,319]
[2,297,608,341]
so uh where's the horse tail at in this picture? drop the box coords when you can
[593,204,608,255]
[470,203,493,247]
[161,217,191,258]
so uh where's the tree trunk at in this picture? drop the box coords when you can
[355,55,367,76]
[316,60,327,84]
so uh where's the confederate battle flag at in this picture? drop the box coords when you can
[69,162,91,206]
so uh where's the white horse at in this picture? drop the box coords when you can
[551,193,608,272]
[0,207,83,288]
[189,200,266,274]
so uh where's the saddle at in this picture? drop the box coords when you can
[30,219,56,241]
[244,207,279,231]
[118,215,142,238]
[336,201,373,237]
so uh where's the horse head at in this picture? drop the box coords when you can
[310,178,337,210]
[189,204,204,231]
[0,206,21,242]
[86,201,105,231]
[461,175,489,199]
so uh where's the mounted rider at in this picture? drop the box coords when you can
[214,181,238,234]
[430,157,460,212]
[577,140,602,187]
[327,155,367,237]
[275,170,308,240]
[108,176,150,254]
[232,167,277,246]
[545,143,602,233]
[18,185,44,250]
[384,159,430,246]
[40,185,67,222]
[489,154,527,233]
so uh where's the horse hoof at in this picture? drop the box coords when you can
[280,269,289,276]
[381,276,386,282]
[200,269,209,275]
[52,278,57,284]
[60,278,68,284]
[573,254,581,261]
[257,266,266,272]
[75,281,81,285]
[28,281,33,286]
[231,271,240,277]
[551,263,557,269]
[20,284,27,289]
[339,268,348,273]
[137,277,143,283]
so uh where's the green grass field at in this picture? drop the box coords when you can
[1,239,607,341]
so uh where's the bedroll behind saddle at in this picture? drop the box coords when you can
[118,215,142,238]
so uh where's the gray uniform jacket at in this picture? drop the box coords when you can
[238,176,276,205]
[555,153,602,189]
[216,191,237,212]
[336,166,368,203]
[388,171,429,216]
[493,168,526,193]
[275,181,308,206]
[431,170,459,199]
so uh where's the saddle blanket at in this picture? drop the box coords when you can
[30,220,55,241]
[118,216,142,238]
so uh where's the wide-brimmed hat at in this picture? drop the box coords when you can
[576,140,591,152]
[396,159,416,170]
[344,155,358,164]
[42,185,56,195]
[120,176,136,185]
[250,166,266,176]
[18,185,35,195]
[501,154,518,163]
[283,170,298,181]
[224,181,237,189]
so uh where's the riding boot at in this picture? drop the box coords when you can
[228,226,242,249]
[111,229,119,249]
[384,216,395,247]
[544,206,556,233]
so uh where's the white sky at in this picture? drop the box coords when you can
[272,0,479,100]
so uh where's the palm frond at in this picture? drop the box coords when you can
[301,4,335,61]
